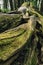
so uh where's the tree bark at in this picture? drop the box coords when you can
[3,0,8,9]
[40,0,43,13]
[9,0,13,10]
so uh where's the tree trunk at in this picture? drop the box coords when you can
[40,0,43,13]
[9,0,13,10]
[3,0,8,9]
[18,0,21,8]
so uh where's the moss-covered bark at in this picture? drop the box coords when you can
[0,5,43,65]
[0,14,22,33]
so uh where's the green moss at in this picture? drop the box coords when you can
[0,19,33,61]
[0,14,22,33]
[21,2,30,7]
[0,8,42,64]
[0,28,25,45]
[31,52,37,65]
[28,8,43,32]
[0,30,31,61]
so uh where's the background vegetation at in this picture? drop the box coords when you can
[0,0,43,14]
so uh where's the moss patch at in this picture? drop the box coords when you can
[0,14,22,33]
[21,2,30,7]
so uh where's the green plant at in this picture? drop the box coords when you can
[0,8,10,13]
